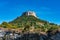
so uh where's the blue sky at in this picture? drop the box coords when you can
[0,0,60,25]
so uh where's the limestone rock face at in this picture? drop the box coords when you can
[23,11,37,17]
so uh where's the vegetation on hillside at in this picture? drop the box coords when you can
[0,13,59,33]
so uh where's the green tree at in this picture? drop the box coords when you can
[1,22,12,28]
[1,22,8,28]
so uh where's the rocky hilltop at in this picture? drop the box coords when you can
[9,11,48,28]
